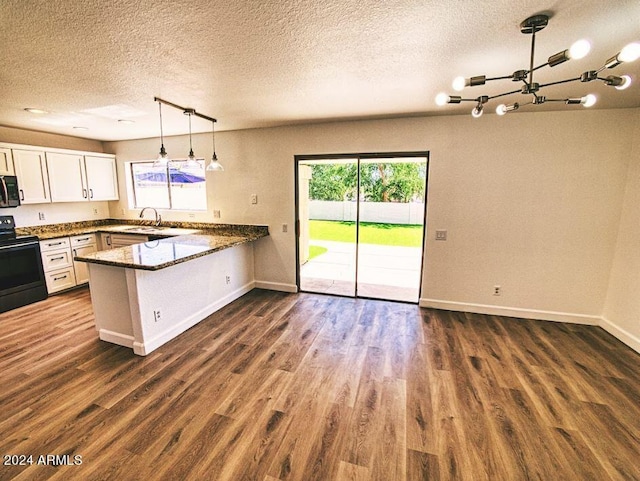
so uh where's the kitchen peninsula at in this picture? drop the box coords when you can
[68,222,268,355]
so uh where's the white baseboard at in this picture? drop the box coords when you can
[600,317,640,354]
[254,280,298,293]
[99,329,135,348]
[419,298,600,325]
[135,281,255,356]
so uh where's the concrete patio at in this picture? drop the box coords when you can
[299,240,422,302]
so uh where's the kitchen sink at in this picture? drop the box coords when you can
[123,226,166,232]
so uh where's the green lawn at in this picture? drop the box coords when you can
[309,220,423,247]
[308,245,328,260]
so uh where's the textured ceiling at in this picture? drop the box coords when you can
[0,0,639,141]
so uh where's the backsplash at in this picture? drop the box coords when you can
[9,202,111,228]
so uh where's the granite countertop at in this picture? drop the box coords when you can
[16,219,267,241]
[17,219,269,270]
[75,233,257,270]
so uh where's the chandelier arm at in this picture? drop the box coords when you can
[537,77,581,89]
[488,88,523,100]
[531,62,549,72]
[485,75,514,82]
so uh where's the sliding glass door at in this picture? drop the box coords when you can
[297,159,358,297]
[297,152,428,303]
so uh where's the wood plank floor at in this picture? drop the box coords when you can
[0,287,639,480]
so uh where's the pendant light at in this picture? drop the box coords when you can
[152,101,172,168]
[182,109,200,169]
[206,119,224,171]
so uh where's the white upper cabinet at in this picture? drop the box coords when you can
[84,155,118,201]
[45,152,119,203]
[12,149,51,204]
[0,148,14,175]
[1,143,119,204]
[46,152,87,202]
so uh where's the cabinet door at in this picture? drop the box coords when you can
[12,149,50,204]
[46,152,88,202]
[72,243,97,285]
[84,156,118,201]
[0,148,14,175]
[110,234,148,247]
[99,233,112,250]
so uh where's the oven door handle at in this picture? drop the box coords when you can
[0,240,38,250]
[0,177,7,205]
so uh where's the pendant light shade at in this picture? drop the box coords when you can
[153,101,172,168]
[206,119,224,171]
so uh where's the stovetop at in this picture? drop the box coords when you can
[0,232,39,246]
[0,215,39,246]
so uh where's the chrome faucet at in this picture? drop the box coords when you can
[139,207,162,226]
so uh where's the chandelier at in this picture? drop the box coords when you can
[435,14,640,117]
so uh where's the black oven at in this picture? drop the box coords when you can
[0,175,21,208]
[0,216,47,313]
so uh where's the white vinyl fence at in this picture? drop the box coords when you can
[309,200,425,225]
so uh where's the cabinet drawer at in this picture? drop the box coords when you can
[40,237,71,252]
[70,234,96,247]
[45,267,77,294]
[41,248,73,271]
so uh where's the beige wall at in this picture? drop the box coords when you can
[107,108,638,340]
[5,109,637,350]
[0,125,104,152]
[603,109,640,351]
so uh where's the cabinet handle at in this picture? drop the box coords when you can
[77,237,90,242]
[51,256,65,261]
[89,188,94,199]
[53,275,68,281]
[47,241,63,246]
[19,189,24,201]
[83,188,88,199]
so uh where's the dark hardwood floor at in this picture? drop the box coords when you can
[0,287,639,480]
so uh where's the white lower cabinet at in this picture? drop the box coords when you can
[70,234,97,284]
[40,234,97,293]
[44,267,77,293]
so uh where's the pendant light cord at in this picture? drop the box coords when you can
[188,113,193,152]
[211,120,216,157]
[158,102,165,148]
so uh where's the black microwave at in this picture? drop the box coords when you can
[0,176,21,208]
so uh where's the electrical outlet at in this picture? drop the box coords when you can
[282,223,288,233]
[493,285,501,296]
[435,229,447,241]
[250,194,258,205]
[38,212,45,221]
[213,210,221,218]
[153,309,162,322]
[188,213,195,219]
[121,208,125,215]
[225,275,231,285]
[93,208,99,215]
